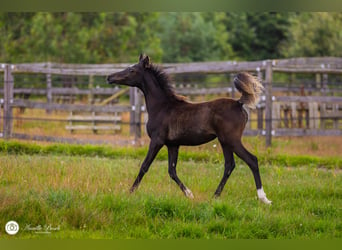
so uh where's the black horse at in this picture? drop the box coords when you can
[107,54,271,204]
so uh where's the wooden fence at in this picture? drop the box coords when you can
[1,57,342,146]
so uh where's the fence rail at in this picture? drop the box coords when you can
[3,56,342,74]
[1,57,342,146]
[11,99,131,113]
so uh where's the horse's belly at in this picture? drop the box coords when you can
[167,126,217,146]
[181,133,217,146]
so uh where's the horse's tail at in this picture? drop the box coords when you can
[234,72,264,109]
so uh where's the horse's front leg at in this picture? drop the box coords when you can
[167,145,194,199]
[130,140,163,193]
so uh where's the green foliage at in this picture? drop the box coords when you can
[0,12,162,63]
[1,12,342,63]
[157,12,233,62]
[0,140,340,169]
[281,12,342,57]
[225,12,291,60]
[46,189,74,209]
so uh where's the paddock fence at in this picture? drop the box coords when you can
[1,57,342,146]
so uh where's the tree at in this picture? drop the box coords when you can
[280,12,342,57]
[129,13,163,62]
[225,12,290,60]
[89,12,163,63]
[224,12,256,60]
[157,12,233,62]
[0,13,36,62]
[0,12,162,63]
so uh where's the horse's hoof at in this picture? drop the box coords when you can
[259,196,272,205]
[184,188,194,199]
[213,194,220,199]
[257,188,272,205]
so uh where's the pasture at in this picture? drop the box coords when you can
[0,139,341,239]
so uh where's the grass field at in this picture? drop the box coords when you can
[0,140,341,239]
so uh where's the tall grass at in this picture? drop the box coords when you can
[0,144,341,239]
[0,140,341,169]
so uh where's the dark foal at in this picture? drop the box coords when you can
[107,54,271,204]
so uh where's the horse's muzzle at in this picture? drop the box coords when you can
[106,75,112,84]
[106,75,117,84]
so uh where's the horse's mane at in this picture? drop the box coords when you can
[148,64,186,102]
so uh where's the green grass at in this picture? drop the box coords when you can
[0,140,341,169]
[0,141,341,239]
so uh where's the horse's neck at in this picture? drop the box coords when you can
[143,90,169,116]
[141,76,170,115]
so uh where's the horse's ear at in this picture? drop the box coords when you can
[139,54,144,62]
[142,55,151,68]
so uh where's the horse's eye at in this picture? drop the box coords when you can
[129,68,134,72]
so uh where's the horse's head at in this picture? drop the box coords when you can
[106,54,151,88]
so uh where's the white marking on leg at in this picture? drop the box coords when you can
[184,187,194,199]
[257,187,272,204]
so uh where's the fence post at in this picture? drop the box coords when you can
[46,62,52,114]
[230,73,235,98]
[322,73,328,93]
[134,88,142,140]
[256,67,264,131]
[308,102,319,129]
[264,60,273,147]
[88,75,94,104]
[129,88,135,136]
[3,64,14,139]
[129,87,142,141]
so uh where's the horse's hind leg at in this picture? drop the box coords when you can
[233,141,272,204]
[167,145,194,199]
[214,145,235,198]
